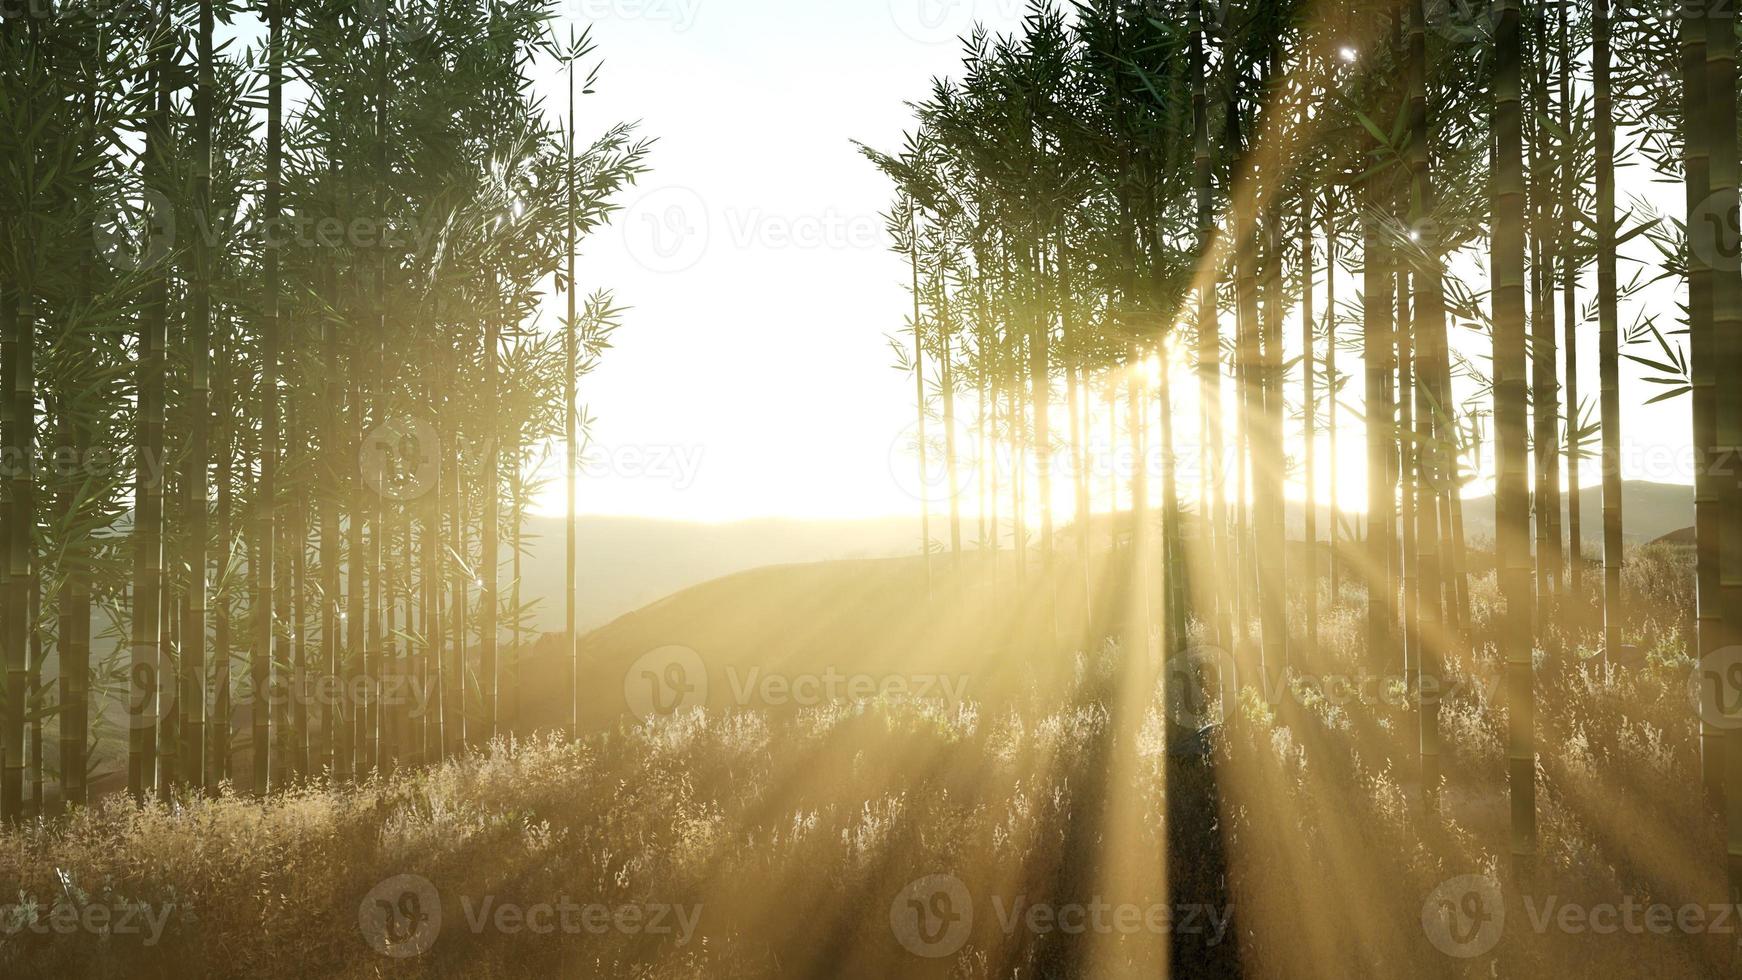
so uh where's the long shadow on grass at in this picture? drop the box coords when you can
[1018,654,1241,979]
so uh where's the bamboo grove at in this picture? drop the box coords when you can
[867,0,1742,894]
[0,0,649,816]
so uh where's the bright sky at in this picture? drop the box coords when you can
[526,0,1032,521]
[529,0,1699,523]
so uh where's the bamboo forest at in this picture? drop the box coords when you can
[3,0,1742,975]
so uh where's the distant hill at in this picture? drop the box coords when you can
[106,482,1705,649]
[1272,479,1692,550]
[511,552,1134,735]
[1653,525,1696,546]
[1451,480,1692,548]
[516,513,922,633]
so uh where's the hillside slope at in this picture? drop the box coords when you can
[1274,479,1693,546]
[509,483,1694,735]
[511,552,1140,734]
[513,513,920,632]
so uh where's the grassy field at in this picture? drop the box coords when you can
[0,543,1720,978]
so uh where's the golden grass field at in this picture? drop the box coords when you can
[0,542,1721,977]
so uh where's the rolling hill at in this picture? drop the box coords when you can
[509,482,1693,637]
[513,513,921,633]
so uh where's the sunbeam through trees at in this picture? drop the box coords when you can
[1,0,1741,976]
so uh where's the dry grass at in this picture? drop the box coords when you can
[0,545,1722,978]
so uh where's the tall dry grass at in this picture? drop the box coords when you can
[0,545,1718,978]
